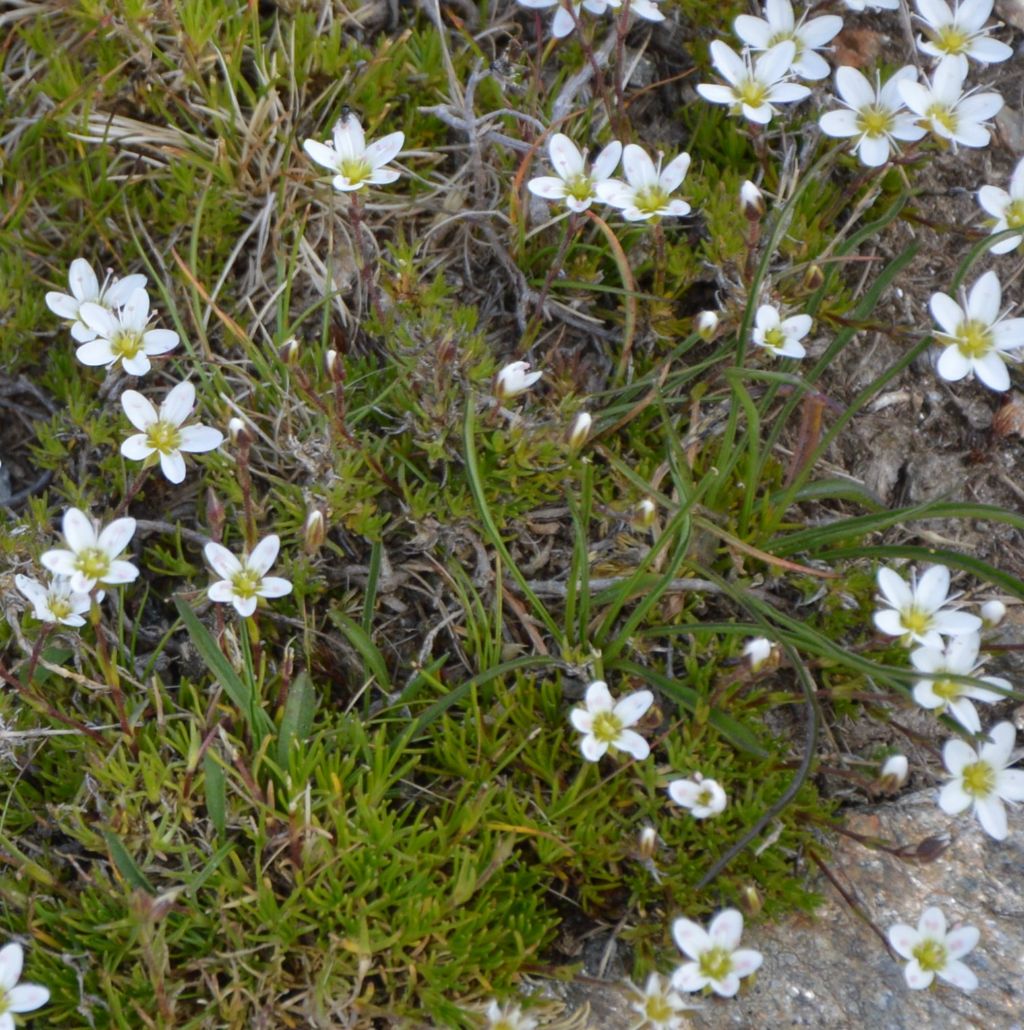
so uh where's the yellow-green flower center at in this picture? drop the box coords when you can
[736,79,769,109]
[901,607,932,635]
[1004,198,1024,229]
[698,945,733,983]
[591,709,624,744]
[926,103,958,136]
[230,566,263,601]
[111,329,144,360]
[645,992,675,1022]
[932,677,962,701]
[961,759,995,798]
[49,594,74,619]
[912,936,948,973]
[634,184,670,216]
[145,419,183,455]
[933,25,970,55]
[565,173,594,202]
[74,547,110,582]
[955,319,993,358]
[766,29,803,56]
[339,157,372,184]
[763,327,787,351]
[856,105,894,138]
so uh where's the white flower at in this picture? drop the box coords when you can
[819,66,927,167]
[752,304,811,358]
[569,411,592,450]
[914,0,1013,75]
[873,565,982,647]
[629,972,691,1029]
[204,535,293,618]
[671,909,763,997]
[910,632,1008,732]
[495,360,543,401]
[569,680,653,762]
[939,720,1024,840]
[596,144,691,222]
[899,57,1003,149]
[40,507,138,594]
[527,133,622,213]
[743,636,774,670]
[696,310,720,340]
[887,907,980,991]
[843,0,899,9]
[0,942,50,1030]
[977,157,1024,255]
[740,180,765,219]
[75,287,179,376]
[733,0,843,81]
[929,270,1024,392]
[120,381,224,484]
[14,573,92,627]
[44,258,147,343]
[696,40,810,125]
[516,0,605,39]
[980,599,1006,627]
[667,773,728,818]
[302,112,404,192]
[879,753,909,790]
[485,999,538,1030]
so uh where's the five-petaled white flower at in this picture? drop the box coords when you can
[40,507,139,595]
[204,535,293,618]
[977,157,1024,255]
[303,112,404,192]
[570,680,653,762]
[596,144,692,222]
[15,573,93,627]
[939,720,1024,841]
[629,972,691,1029]
[752,303,811,358]
[45,258,147,343]
[671,909,763,997]
[910,632,1008,733]
[734,0,843,81]
[914,0,1013,75]
[899,57,1003,150]
[484,998,538,1030]
[0,942,50,1030]
[668,773,728,819]
[819,66,927,167]
[873,565,981,648]
[888,907,980,992]
[527,133,623,214]
[75,287,179,377]
[696,40,810,125]
[120,381,224,484]
[495,360,543,401]
[929,270,1024,392]
[843,0,899,9]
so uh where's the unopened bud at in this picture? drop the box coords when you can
[802,264,825,292]
[206,488,225,537]
[742,636,774,672]
[739,884,763,917]
[740,180,765,221]
[696,310,720,341]
[876,753,909,794]
[227,417,249,446]
[325,348,344,382]
[981,599,1006,628]
[637,825,659,861]
[569,411,592,451]
[279,336,300,365]
[495,360,543,402]
[304,509,326,554]
[634,497,656,529]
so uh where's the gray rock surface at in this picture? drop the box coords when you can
[544,797,1023,1028]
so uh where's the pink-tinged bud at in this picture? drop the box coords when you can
[495,360,542,402]
[569,411,592,451]
[303,509,326,555]
[279,337,300,365]
[802,264,824,292]
[696,310,720,341]
[740,180,765,220]
[980,600,1006,628]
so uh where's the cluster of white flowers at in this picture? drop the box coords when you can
[515,0,664,40]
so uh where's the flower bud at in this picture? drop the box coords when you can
[739,884,763,918]
[802,264,825,292]
[637,825,659,861]
[206,487,225,537]
[325,348,344,382]
[634,497,656,529]
[568,411,592,451]
[742,636,774,672]
[279,336,300,365]
[980,599,1006,628]
[876,753,908,794]
[495,360,542,402]
[227,417,249,446]
[303,509,326,554]
[696,310,720,341]
[740,180,765,221]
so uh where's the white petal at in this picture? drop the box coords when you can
[835,65,875,109]
[365,131,404,170]
[75,338,116,367]
[915,564,950,610]
[731,948,763,977]
[103,559,139,584]
[257,576,292,599]
[939,959,977,992]
[904,959,934,989]
[977,184,1010,217]
[68,258,99,301]
[613,689,653,725]
[943,738,978,777]
[158,450,187,483]
[121,286,149,328]
[121,351,152,377]
[918,906,946,937]
[141,328,179,355]
[204,542,242,578]
[121,434,155,461]
[98,517,136,558]
[876,566,912,608]
[622,144,657,189]
[233,595,259,618]
[734,15,773,49]
[671,963,707,993]
[528,176,570,200]
[303,138,340,172]
[966,271,1001,324]
[708,908,743,950]
[936,344,971,382]
[709,40,746,86]
[945,924,979,960]
[120,390,157,431]
[103,273,148,307]
[591,140,623,182]
[0,943,24,991]
[333,114,365,161]
[766,82,811,104]
[584,680,614,711]
[581,735,608,761]
[45,291,80,319]
[887,923,919,959]
[711,972,741,997]
[178,425,224,453]
[63,507,98,551]
[548,133,585,180]
[696,83,737,106]
[671,918,711,961]
[972,351,1010,392]
[756,40,798,85]
[980,721,1016,768]
[819,109,860,139]
[570,708,594,732]
[997,769,1024,802]
[974,795,1007,840]
[160,380,196,425]
[659,152,690,193]
[247,534,281,576]
[938,779,972,815]
[615,729,650,760]
[40,549,77,577]
[858,134,892,167]
[208,581,237,603]
[7,983,50,1013]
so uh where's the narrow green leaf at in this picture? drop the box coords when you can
[276,670,318,766]
[102,830,155,894]
[203,751,227,838]
[329,610,391,691]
